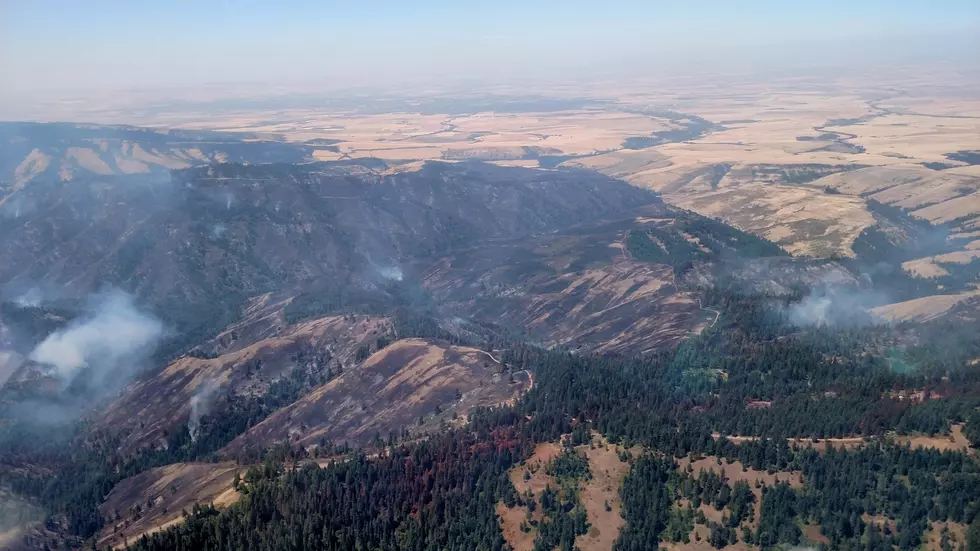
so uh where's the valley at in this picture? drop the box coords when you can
[1,68,979,551]
[22,68,978,265]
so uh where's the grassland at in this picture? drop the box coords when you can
[43,65,970,262]
[96,462,240,549]
[13,66,978,325]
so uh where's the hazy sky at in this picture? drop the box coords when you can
[2,0,979,99]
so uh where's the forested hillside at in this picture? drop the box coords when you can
[6,287,978,551]
[118,292,980,551]
[1,160,979,551]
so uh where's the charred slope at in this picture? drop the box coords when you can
[0,161,661,355]
[225,338,528,454]
[92,203,796,455]
[97,308,391,455]
[0,161,662,544]
[419,205,789,354]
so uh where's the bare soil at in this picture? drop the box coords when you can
[575,439,632,551]
[895,424,971,452]
[498,435,635,551]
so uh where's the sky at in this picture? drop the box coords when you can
[2,0,979,100]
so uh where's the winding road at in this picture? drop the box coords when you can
[475,349,501,364]
[475,349,533,392]
[696,296,721,330]
[666,262,719,332]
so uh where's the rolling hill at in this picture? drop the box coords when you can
[1,152,978,551]
[0,122,313,195]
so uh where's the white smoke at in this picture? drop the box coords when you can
[788,285,885,327]
[29,291,163,385]
[0,195,27,219]
[188,383,217,443]
[13,288,42,308]
[212,223,228,238]
[378,266,403,282]
[790,294,835,326]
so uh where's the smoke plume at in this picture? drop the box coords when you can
[188,383,217,443]
[0,194,30,220]
[13,288,42,308]
[29,290,164,387]
[378,266,403,282]
[787,284,885,327]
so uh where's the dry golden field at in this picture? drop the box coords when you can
[57,67,969,264]
[15,66,979,268]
